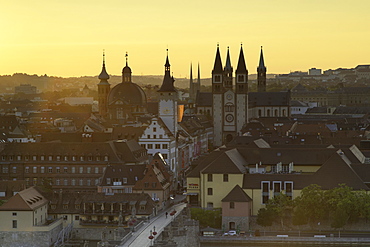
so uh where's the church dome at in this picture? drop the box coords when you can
[108,82,147,106]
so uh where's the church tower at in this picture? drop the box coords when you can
[235,44,249,134]
[212,45,249,147]
[189,63,201,101]
[97,52,110,116]
[158,50,178,136]
[212,44,224,147]
[257,46,267,92]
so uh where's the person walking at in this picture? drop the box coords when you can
[165,212,168,218]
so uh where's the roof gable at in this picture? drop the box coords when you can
[222,185,252,202]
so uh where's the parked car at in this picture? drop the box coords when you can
[223,230,237,236]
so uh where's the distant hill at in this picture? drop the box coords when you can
[0,73,276,93]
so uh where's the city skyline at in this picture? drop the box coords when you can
[1,0,369,78]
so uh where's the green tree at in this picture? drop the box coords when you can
[190,208,221,228]
[294,184,328,226]
[256,207,275,227]
[266,193,293,229]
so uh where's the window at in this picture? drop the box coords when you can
[56,179,60,185]
[153,135,156,139]
[153,127,156,132]
[223,174,228,182]
[207,188,213,195]
[48,156,53,161]
[71,167,76,173]
[79,167,83,173]
[75,215,80,221]
[12,167,17,173]
[152,182,157,188]
[155,144,160,149]
[285,181,293,199]
[87,179,91,186]
[207,174,213,182]
[80,156,84,161]
[2,166,9,173]
[56,156,61,161]
[273,181,281,196]
[71,179,76,186]
[230,202,235,209]
[40,167,45,173]
[95,167,99,173]
[12,220,17,228]
[123,178,128,184]
[162,154,168,159]
[87,167,91,174]
[144,182,149,188]
[48,167,53,173]
[148,144,153,149]
[64,179,68,186]
[17,155,21,161]
[104,156,109,161]
[106,178,111,184]
[262,181,270,204]
[64,167,68,173]
[56,167,60,173]
[72,156,76,161]
[79,179,83,186]
[162,144,168,149]
[88,156,92,161]
[25,167,29,173]
[12,212,17,216]
[147,135,151,139]
[33,167,37,173]
[33,155,37,161]
[238,75,244,82]
[207,202,213,209]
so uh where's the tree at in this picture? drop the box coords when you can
[294,184,328,226]
[256,207,275,227]
[266,193,293,229]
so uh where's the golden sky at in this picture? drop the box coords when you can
[1,0,369,78]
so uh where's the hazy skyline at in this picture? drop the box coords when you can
[1,0,369,78]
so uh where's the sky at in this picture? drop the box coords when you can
[1,0,370,79]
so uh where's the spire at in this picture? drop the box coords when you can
[190,63,193,84]
[197,63,201,85]
[212,44,223,74]
[158,49,176,92]
[98,50,109,80]
[125,52,128,66]
[258,46,266,69]
[236,43,248,74]
[224,46,232,70]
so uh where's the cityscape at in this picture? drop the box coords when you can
[1,1,370,247]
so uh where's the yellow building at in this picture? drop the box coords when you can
[0,186,63,247]
[186,142,370,231]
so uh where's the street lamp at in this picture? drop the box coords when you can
[148,230,154,246]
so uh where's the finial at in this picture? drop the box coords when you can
[241,42,243,47]
[125,52,128,66]
[261,46,263,49]
[217,42,219,48]
[103,49,106,64]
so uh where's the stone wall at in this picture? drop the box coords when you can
[222,216,249,232]
[0,224,62,247]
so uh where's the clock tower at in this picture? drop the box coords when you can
[158,50,178,136]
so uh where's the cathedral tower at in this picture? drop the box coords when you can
[257,46,267,92]
[212,45,249,147]
[97,52,110,116]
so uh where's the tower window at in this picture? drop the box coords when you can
[238,75,244,82]
[215,75,221,82]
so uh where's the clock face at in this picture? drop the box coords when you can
[226,94,233,100]
[225,114,234,122]
[162,107,170,114]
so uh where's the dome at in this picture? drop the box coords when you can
[122,65,131,74]
[108,82,147,106]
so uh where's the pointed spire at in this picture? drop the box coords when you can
[190,63,193,83]
[212,44,223,74]
[258,46,266,69]
[236,43,248,74]
[224,46,232,70]
[197,63,201,85]
[98,50,109,80]
[158,49,176,92]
